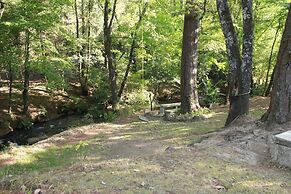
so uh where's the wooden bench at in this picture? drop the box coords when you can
[159,102,181,116]
[271,130,291,168]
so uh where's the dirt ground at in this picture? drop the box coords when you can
[1,97,291,193]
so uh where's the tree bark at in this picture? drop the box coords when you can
[80,0,89,96]
[104,0,118,110]
[264,69,274,97]
[118,2,148,98]
[23,30,30,115]
[217,0,241,124]
[8,62,12,114]
[262,5,291,124]
[180,0,200,114]
[85,0,93,93]
[74,0,79,39]
[217,0,253,125]
[239,0,253,116]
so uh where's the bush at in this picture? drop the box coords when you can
[192,107,211,116]
[88,101,107,120]
[103,111,118,122]
[251,85,265,96]
[92,86,110,105]
[18,117,34,130]
[88,105,118,122]
[74,99,89,114]
[127,89,152,110]
[118,105,134,118]
[0,114,13,136]
[58,98,89,115]
[82,113,94,124]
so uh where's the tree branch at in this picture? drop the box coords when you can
[199,0,207,21]
[109,0,117,28]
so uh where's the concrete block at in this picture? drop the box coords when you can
[271,130,291,168]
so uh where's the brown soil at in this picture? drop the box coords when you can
[1,97,291,193]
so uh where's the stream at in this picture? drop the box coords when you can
[0,114,84,148]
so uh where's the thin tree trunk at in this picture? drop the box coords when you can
[262,5,291,123]
[263,23,281,96]
[0,1,4,20]
[75,0,81,84]
[74,0,79,39]
[180,0,200,114]
[239,0,253,115]
[80,0,89,96]
[104,0,118,110]
[85,0,93,94]
[264,69,274,97]
[75,0,89,95]
[118,2,148,98]
[23,30,30,115]
[217,0,241,124]
[8,62,12,114]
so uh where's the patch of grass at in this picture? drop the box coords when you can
[125,112,226,145]
[250,108,267,119]
[0,141,104,177]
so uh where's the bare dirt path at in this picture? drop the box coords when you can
[1,97,291,193]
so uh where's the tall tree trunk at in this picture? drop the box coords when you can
[80,0,89,96]
[23,30,30,115]
[104,0,118,110]
[239,0,254,116]
[118,2,148,98]
[74,0,79,39]
[85,0,93,94]
[8,62,12,114]
[263,23,281,96]
[262,5,291,124]
[180,0,200,114]
[217,0,253,125]
[217,0,241,124]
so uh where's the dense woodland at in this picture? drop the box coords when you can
[0,0,291,136]
[2,0,291,193]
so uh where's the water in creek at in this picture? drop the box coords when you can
[0,115,84,148]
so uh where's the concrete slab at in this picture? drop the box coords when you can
[270,143,291,168]
[274,130,291,148]
[271,130,291,168]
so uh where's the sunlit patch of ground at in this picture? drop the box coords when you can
[1,97,291,193]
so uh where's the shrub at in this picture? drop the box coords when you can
[0,114,13,136]
[103,111,118,122]
[18,117,34,130]
[127,89,152,110]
